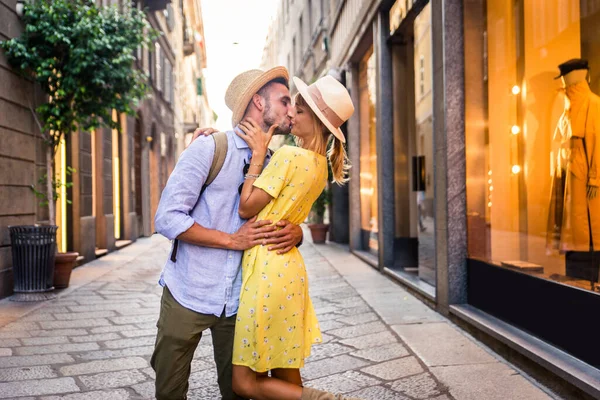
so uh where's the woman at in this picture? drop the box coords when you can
[231,75,359,400]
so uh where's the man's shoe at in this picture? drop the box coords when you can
[301,387,362,400]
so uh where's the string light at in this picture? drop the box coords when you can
[511,125,521,135]
[512,85,521,95]
[512,165,521,174]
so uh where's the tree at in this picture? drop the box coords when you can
[1,0,158,225]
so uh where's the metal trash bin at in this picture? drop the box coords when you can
[9,225,58,293]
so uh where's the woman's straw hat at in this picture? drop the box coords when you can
[293,76,354,143]
[225,67,289,126]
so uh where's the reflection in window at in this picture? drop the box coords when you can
[359,48,378,253]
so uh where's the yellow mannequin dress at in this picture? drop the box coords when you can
[233,145,327,372]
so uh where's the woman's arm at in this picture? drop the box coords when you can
[236,118,277,219]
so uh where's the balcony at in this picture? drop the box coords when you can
[145,0,170,12]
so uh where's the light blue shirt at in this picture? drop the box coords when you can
[154,129,269,317]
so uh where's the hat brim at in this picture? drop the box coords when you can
[293,76,346,143]
[231,66,289,127]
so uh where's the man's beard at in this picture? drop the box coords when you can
[263,101,291,135]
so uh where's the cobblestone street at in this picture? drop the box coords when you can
[0,234,556,399]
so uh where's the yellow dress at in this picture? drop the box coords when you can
[233,145,327,372]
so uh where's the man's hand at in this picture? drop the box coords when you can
[264,220,303,255]
[191,127,219,144]
[229,217,276,251]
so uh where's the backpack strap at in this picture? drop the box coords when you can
[170,132,229,262]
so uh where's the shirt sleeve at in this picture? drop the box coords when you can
[253,146,295,199]
[154,135,215,240]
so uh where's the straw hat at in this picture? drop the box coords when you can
[225,67,289,126]
[293,76,354,143]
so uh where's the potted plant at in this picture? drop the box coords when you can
[1,0,156,292]
[308,187,331,244]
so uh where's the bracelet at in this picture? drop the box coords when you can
[245,173,260,179]
[250,163,263,167]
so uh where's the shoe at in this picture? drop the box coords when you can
[301,387,362,400]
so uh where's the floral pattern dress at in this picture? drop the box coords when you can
[232,145,327,372]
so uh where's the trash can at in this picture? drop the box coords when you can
[9,225,58,293]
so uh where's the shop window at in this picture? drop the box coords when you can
[465,0,600,294]
[359,48,378,254]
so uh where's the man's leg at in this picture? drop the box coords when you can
[151,286,216,400]
[211,311,245,400]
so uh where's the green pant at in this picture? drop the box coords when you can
[151,286,244,400]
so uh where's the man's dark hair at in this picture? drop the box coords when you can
[256,77,289,99]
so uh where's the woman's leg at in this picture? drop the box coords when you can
[271,368,302,386]
[232,365,303,400]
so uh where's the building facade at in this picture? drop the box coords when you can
[266,0,600,397]
[0,0,212,299]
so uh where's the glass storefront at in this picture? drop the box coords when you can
[465,1,600,293]
[359,47,379,254]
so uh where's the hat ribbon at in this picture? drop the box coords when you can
[307,85,344,128]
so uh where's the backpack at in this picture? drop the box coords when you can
[170,131,228,262]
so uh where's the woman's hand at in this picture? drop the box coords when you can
[237,118,277,157]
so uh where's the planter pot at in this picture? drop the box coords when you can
[8,225,58,293]
[308,223,329,244]
[54,252,79,289]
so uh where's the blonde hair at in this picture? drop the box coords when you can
[294,94,351,185]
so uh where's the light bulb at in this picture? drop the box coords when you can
[488,202,492,207]
[512,165,521,174]
[512,85,521,95]
[511,125,521,135]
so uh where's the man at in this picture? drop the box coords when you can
[152,67,302,400]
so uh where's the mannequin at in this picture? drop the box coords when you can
[546,58,600,283]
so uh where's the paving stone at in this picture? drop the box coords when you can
[53,311,117,321]
[109,315,157,325]
[20,313,57,322]
[430,364,552,400]
[30,329,89,337]
[318,320,347,332]
[327,321,387,339]
[320,333,334,343]
[0,338,20,347]
[361,357,424,381]
[70,333,121,343]
[1,321,40,331]
[188,386,222,400]
[132,381,154,398]
[340,331,397,350]
[302,355,370,380]
[305,370,380,394]
[192,345,214,359]
[79,369,147,390]
[41,389,131,400]
[335,305,373,316]
[189,368,219,389]
[0,331,30,339]
[76,346,155,361]
[0,348,12,356]
[39,318,111,330]
[0,377,79,398]
[89,325,139,334]
[306,342,354,362]
[314,312,342,322]
[103,336,156,349]
[119,328,156,338]
[0,365,57,381]
[141,367,156,379]
[68,304,141,313]
[332,296,367,308]
[315,306,341,315]
[31,307,70,314]
[115,307,158,316]
[0,353,74,368]
[15,342,99,356]
[21,336,69,346]
[392,323,497,367]
[336,312,379,326]
[60,357,148,376]
[389,373,442,399]
[347,385,410,400]
[351,343,410,362]
[191,359,214,371]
